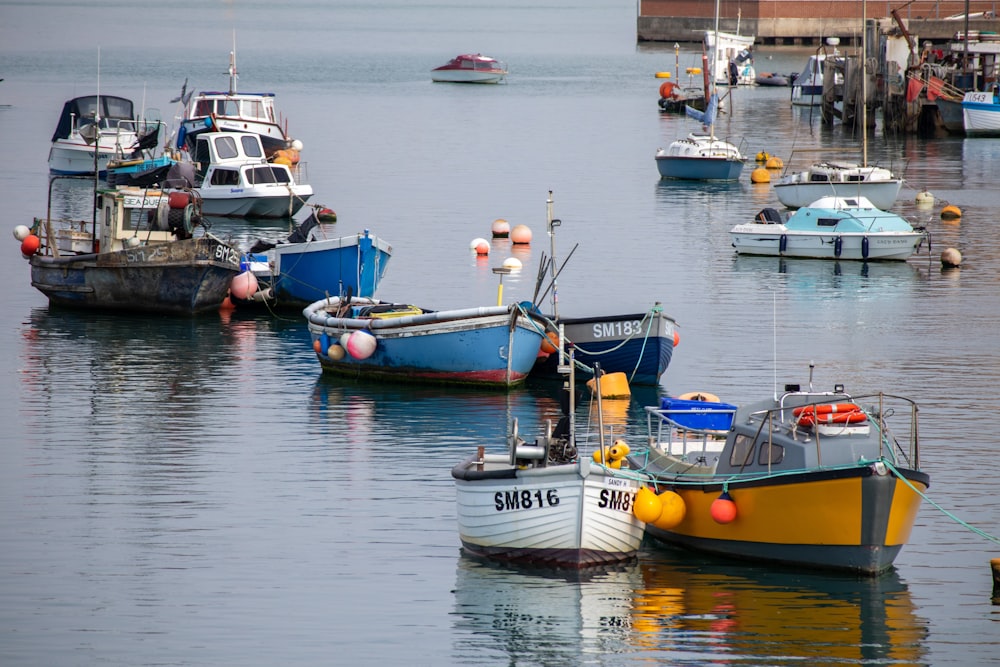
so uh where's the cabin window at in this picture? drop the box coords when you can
[103,97,132,120]
[220,100,239,117]
[240,135,263,158]
[269,167,291,184]
[247,166,278,184]
[757,441,784,465]
[195,100,213,116]
[729,434,755,467]
[817,218,839,227]
[214,135,240,160]
[847,174,864,182]
[243,99,264,120]
[210,168,240,186]
[809,173,829,182]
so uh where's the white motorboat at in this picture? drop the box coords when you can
[177,131,312,219]
[431,54,507,84]
[772,161,903,210]
[729,196,927,261]
[48,95,159,176]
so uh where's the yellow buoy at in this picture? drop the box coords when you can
[750,167,770,184]
[633,487,663,524]
[653,490,686,529]
[756,151,769,162]
[655,71,671,79]
[608,439,630,460]
[685,67,702,75]
[586,371,631,398]
[941,204,962,220]
[765,156,784,169]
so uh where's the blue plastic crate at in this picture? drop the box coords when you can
[660,397,737,431]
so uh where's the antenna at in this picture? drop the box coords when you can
[772,290,778,400]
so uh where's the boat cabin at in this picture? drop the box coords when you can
[51,95,137,142]
[191,132,298,188]
[34,183,199,257]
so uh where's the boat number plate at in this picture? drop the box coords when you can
[494,489,559,511]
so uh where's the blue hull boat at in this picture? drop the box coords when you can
[531,307,677,386]
[239,217,391,310]
[303,298,547,389]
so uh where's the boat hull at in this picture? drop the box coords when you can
[29,236,241,314]
[772,180,903,210]
[962,91,1000,136]
[656,155,744,181]
[305,303,546,388]
[642,465,928,575]
[431,71,505,84]
[198,186,313,218]
[531,310,676,385]
[48,140,122,176]
[935,97,965,133]
[247,232,392,309]
[453,458,646,568]
[729,227,924,260]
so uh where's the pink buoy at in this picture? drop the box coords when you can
[347,330,377,359]
[230,271,258,300]
[510,224,532,244]
[491,218,510,238]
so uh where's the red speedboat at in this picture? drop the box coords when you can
[431,54,507,84]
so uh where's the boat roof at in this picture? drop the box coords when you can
[51,95,134,141]
[194,91,276,98]
[787,197,915,232]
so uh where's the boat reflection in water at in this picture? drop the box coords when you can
[451,550,928,664]
[631,552,929,664]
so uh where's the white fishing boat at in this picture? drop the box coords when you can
[452,355,649,568]
[431,54,507,84]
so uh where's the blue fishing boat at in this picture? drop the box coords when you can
[236,214,391,310]
[531,308,677,386]
[303,297,548,389]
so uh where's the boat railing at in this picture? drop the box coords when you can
[645,405,736,460]
[755,392,920,468]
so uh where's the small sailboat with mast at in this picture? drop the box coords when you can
[654,0,747,181]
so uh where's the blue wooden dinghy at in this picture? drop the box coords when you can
[303,297,548,389]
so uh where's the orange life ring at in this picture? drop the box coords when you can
[796,408,868,427]
[792,403,860,417]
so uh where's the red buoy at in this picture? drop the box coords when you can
[20,234,40,256]
[710,492,737,524]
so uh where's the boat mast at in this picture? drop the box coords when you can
[228,30,238,95]
[862,0,868,167]
[547,190,560,320]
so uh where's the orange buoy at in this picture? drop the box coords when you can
[765,156,784,169]
[20,234,40,256]
[313,338,322,354]
[751,167,770,183]
[230,271,259,300]
[541,331,559,354]
[491,218,510,237]
[659,81,677,98]
[672,330,680,347]
[710,492,737,524]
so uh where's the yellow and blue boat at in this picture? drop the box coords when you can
[627,369,928,575]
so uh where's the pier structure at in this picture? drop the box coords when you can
[638,1,999,46]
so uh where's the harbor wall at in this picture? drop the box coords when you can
[638,0,1000,44]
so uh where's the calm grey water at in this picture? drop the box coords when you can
[2,1,1000,665]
